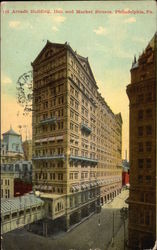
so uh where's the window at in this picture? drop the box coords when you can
[139,212,144,224]
[146,109,152,118]
[138,110,143,120]
[146,126,152,135]
[43,173,47,179]
[58,173,63,180]
[138,94,144,103]
[138,175,143,183]
[146,142,151,152]
[145,175,151,184]
[146,92,152,102]
[70,197,73,207]
[138,142,143,152]
[138,127,143,136]
[70,85,74,94]
[69,173,73,180]
[75,102,78,110]
[138,159,144,168]
[74,173,78,179]
[145,211,150,225]
[70,123,74,131]
[75,125,78,133]
[75,90,78,98]
[146,158,151,168]
[70,98,74,107]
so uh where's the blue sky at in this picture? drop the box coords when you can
[1,1,156,159]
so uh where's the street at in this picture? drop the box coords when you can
[2,190,129,250]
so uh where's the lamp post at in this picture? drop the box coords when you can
[120,207,128,250]
[112,211,115,246]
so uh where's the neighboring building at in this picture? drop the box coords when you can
[1,172,14,199]
[1,161,32,197]
[32,41,122,230]
[1,160,32,183]
[22,140,32,161]
[1,127,24,164]
[14,179,32,197]
[122,159,130,186]
[126,33,156,249]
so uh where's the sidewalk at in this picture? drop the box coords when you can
[107,219,128,250]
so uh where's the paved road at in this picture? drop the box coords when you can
[2,190,129,250]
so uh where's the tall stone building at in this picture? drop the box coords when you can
[126,33,156,249]
[32,41,122,229]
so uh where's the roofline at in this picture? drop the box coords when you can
[66,44,98,88]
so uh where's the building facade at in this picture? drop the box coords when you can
[32,41,122,229]
[1,161,32,183]
[126,33,156,249]
[1,172,14,199]
[1,127,24,164]
[122,159,130,186]
[22,140,32,161]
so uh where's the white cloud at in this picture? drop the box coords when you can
[52,26,58,32]
[1,75,12,85]
[9,20,33,30]
[93,26,107,36]
[52,15,66,24]
[124,17,136,23]
[9,21,21,29]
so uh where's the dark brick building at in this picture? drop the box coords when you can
[126,33,156,249]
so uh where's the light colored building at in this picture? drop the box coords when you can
[126,33,156,249]
[22,140,32,161]
[32,41,122,229]
[1,161,32,183]
[1,127,24,164]
[1,172,14,199]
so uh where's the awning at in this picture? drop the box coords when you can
[48,137,55,142]
[56,135,63,140]
[81,185,86,190]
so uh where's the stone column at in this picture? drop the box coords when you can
[77,210,81,223]
[65,214,70,231]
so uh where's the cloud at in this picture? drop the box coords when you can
[8,20,33,30]
[52,15,66,24]
[9,21,21,29]
[1,75,12,85]
[52,26,58,32]
[124,17,136,23]
[93,26,107,36]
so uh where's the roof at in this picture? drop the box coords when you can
[146,31,157,51]
[131,61,139,69]
[38,192,66,200]
[3,127,20,136]
[131,32,157,70]
[32,40,98,88]
[1,194,44,215]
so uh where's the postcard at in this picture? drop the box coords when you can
[1,1,156,250]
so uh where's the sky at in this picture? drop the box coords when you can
[1,1,156,160]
